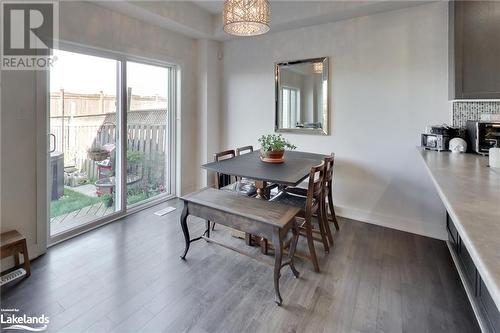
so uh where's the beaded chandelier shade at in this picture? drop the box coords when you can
[223,0,270,36]
[313,62,323,74]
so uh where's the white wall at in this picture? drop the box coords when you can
[1,70,47,258]
[222,2,450,239]
[197,39,222,186]
[59,1,202,194]
[0,1,208,259]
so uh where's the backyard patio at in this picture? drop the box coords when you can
[49,97,169,236]
[50,197,115,235]
[50,183,158,235]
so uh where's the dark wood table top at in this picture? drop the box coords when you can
[202,150,327,186]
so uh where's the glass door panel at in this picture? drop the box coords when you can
[49,49,121,236]
[126,61,171,207]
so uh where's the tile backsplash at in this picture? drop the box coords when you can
[452,101,500,128]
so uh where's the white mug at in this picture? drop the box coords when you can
[489,147,500,168]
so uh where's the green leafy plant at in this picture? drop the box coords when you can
[127,149,143,166]
[258,134,297,152]
[102,193,114,208]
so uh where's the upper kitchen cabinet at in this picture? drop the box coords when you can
[450,1,500,99]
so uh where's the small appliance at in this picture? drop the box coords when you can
[421,125,458,152]
[449,138,467,153]
[466,121,500,155]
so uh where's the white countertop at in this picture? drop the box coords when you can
[419,149,500,310]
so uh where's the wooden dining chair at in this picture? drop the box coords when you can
[284,153,339,241]
[207,149,257,232]
[213,149,257,196]
[235,146,254,183]
[323,154,340,232]
[320,155,335,246]
[236,145,253,156]
[271,161,326,272]
[210,149,258,233]
[236,145,279,200]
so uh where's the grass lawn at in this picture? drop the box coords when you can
[51,187,162,218]
[51,188,102,218]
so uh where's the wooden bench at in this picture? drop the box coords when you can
[1,230,31,280]
[179,188,301,305]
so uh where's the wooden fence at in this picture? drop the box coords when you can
[50,110,168,184]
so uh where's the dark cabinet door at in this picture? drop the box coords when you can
[453,1,500,99]
[478,277,500,333]
[458,238,478,295]
[446,211,500,331]
[447,213,458,251]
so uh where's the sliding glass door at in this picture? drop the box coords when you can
[49,49,122,236]
[126,61,171,207]
[48,48,175,241]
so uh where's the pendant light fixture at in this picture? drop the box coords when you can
[313,62,323,74]
[223,0,270,36]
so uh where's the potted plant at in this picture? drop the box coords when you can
[102,193,114,208]
[258,134,297,163]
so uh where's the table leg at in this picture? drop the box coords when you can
[288,220,300,278]
[180,203,190,260]
[205,220,211,238]
[260,238,269,255]
[245,233,253,246]
[21,241,30,278]
[272,229,283,306]
[254,180,270,254]
[255,180,269,200]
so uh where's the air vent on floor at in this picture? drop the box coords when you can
[154,206,176,216]
[0,268,26,286]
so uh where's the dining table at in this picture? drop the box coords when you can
[201,150,327,200]
[202,150,327,252]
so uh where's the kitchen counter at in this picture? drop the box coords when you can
[419,149,500,311]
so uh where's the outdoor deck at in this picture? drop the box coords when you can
[50,201,115,235]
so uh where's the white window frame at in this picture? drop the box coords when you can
[281,86,300,128]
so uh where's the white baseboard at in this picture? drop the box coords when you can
[335,205,446,240]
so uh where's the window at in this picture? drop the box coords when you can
[281,87,300,128]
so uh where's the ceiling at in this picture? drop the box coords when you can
[193,1,223,14]
[97,1,435,41]
[195,1,435,33]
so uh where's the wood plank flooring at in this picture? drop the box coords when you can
[1,199,480,333]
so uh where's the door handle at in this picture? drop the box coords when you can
[49,133,56,153]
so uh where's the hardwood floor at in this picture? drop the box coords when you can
[1,199,479,333]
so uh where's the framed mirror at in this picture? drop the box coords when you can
[275,57,329,135]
